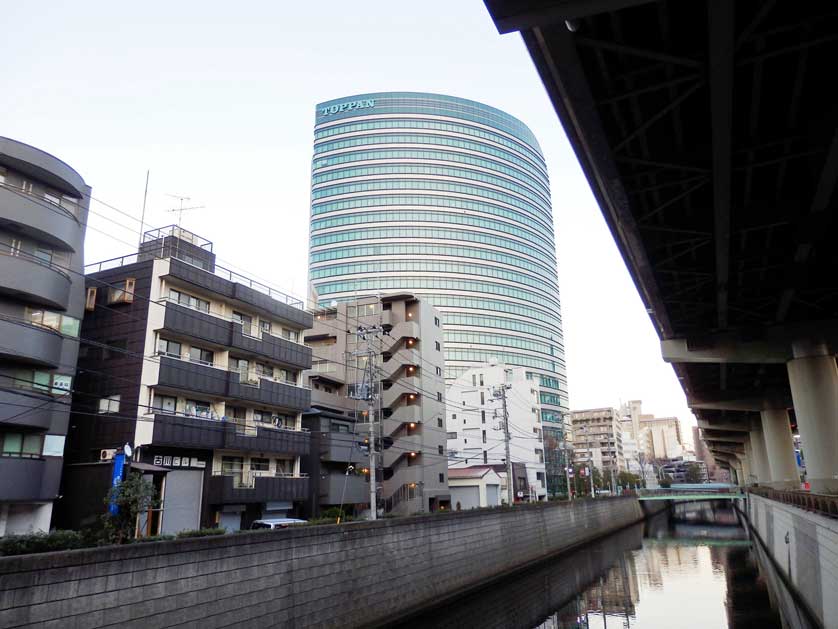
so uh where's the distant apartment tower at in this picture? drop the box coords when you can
[568,408,626,478]
[58,227,313,533]
[307,92,569,488]
[620,400,686,461]
[446,364,549,501]
[0,138,90,535]
[304,294,449,516]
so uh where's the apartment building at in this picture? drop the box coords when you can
[568,407,626,478]
[304,294,450,516]
[446,364,549,501]
[58,226,312,533]
[0,138,90,535]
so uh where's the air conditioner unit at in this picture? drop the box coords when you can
[100,448,117,461]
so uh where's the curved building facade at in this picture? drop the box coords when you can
[0,137,90,534]
[309,93,568,490]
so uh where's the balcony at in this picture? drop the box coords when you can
[164,258,312,329]
[319,472,368,504]
[156,356,311,412]
[0,389,67,431]
[0,253,71,310]
[0,319,63,368]
[150,413,310,455]
[0,457,61,502]
[320,431,366,463]
[0,184,82,252]
[206,473,309,504]
[161,301,312,370]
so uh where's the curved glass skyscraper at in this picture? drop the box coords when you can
[309,92,567,431]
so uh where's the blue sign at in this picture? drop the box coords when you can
[320,99,375,117]
[108,453,126,515]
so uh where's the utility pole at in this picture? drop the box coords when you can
[492,383,514,506]
[350,322,385,520]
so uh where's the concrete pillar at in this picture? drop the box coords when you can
[760,409,799,488]
[738,449,752,485]
[787,342,838,493]
[748,426,771,484]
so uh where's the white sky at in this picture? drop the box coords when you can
[1,0,695,438]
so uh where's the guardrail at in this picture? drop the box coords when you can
[749,486,838,519]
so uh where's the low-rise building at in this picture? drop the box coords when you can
[58,226,313,533]
[661,459,709,484]
[446,364,548,501]
[449,466,504,510]
[304,294,450,517]
[568,407,626,481]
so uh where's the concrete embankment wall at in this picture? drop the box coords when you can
[745,494,838,629]
[0,497,645,629]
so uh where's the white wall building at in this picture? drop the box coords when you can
[446,363,547,500]
[448,466,504,510]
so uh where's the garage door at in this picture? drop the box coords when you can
[451,486,481,510]
[486,484,500,506]
[161,470,203,534]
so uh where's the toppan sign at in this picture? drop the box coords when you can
[320,99,375,116]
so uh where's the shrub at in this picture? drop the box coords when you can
[175,528,225,539]
[0,530,86,556]
[132,534,176,544]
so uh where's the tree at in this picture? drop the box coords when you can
[618,471,641,488]
[684,463,704,484]
[103,472,159,543]
[659,474,673,489]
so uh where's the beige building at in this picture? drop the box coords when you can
[620,400,687,461]
[568,407,626,476]
[306,293,450,516]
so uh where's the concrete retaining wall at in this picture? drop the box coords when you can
[0,497,644,629]
[747,493,838,628]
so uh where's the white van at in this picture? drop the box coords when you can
[250,518,307,530]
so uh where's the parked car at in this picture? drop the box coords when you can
[250,518,307,530]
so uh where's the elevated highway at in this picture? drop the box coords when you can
[484,0,838,493]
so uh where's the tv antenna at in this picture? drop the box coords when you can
[166,194,205,226]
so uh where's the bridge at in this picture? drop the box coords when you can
[637,489,742,502]
[483,0,838,494]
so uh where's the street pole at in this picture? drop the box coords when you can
[492,383,514,506]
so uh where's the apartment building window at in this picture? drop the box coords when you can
[536,472,545,486]
[533,428,542,442]
[483,451,488,464]
[446,432,457,439]
[434,317,440,327]
[282,328,299,342]
[535,448,544,463]
[157,338,182,359]
[85,287,97,311]
[438,445,444,455]
[472,374,476,386]
[479,374,484,386]
[27,309,80,337]
[153,394,177,413]
[452,413,457,420]
[20,180,33,194]
[437,391,443,402]
[439,473,445,483]
[279,368,298,384]
[481,410,486,424]
[435,341,441,351]
[255,363,274,379]
[190,346,214,366]
[251,457,270,472]
[435,366,442,376]
[482,430,486,444]
[233,311,254,335]
[1,433,43,458]
[230,357,249,376]
[480,391,485,405]
[108,278,135,304]
[260,320,272,335]
[170,289,209,313]
[185,399,212,418]
[14,370,71,395]
[463,419,467,425]
[221,456,244,478]
[97,394,120,414]
[276,458,294,474]
[437,417,443,428]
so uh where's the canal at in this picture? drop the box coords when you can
[393,501,785,628]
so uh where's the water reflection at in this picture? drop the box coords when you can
[395,502,782,629]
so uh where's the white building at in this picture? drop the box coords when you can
[446,363,547,501]
[448,466,504,510]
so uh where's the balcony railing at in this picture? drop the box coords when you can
[85,236,303,308]
[0,180,80,220]
[750,486,838,519]
[0,244,71,281]
[217,470,309,489]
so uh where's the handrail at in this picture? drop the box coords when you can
[0,180,81,221]
[749,486,838,519]
[85,240,304,308]
[0,244,71,281]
